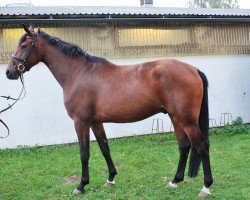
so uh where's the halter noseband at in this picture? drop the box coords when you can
[12,36,36,73]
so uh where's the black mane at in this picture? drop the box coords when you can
[40,31,106,63]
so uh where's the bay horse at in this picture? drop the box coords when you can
[6,24,213,197]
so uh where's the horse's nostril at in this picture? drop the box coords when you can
[6,69,10,76]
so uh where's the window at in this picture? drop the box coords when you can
[117,28,191,47]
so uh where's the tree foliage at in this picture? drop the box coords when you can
[188,0,239,8]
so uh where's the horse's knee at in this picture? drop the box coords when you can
[79,144,90,160]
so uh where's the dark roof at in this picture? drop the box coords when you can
[0,6,250,23]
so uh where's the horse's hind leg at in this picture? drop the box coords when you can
[183,123,213,197]
[166,119,191,188]
[91,123,117,186]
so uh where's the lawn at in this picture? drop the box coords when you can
[0,128,249,200]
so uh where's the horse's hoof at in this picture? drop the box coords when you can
[104,179,116,187]
[72,188,83,195]
[165,181,178,189]
[198,186,211,198]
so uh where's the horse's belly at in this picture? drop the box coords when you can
[94,102,161,123]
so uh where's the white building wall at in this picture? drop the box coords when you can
[0,55,250,149]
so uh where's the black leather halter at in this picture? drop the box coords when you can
[12,36,36,73]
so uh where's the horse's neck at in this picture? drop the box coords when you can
[42,43,84,89]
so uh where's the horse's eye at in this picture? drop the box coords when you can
[21,45,27,49]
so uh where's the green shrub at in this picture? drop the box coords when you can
[224,116,249,134]
[209,127,220,134]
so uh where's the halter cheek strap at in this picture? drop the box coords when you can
[12,39,36,73]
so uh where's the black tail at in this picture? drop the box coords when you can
[188,70,209,177]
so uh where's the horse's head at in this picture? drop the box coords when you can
[6,24,42,80]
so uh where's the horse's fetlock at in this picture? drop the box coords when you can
[205,177,213,188]
[111,170,117,175]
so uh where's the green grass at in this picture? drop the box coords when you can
[0,128,249,200]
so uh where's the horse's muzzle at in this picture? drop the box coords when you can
[6,69,19,80]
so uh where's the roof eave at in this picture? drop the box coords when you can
[1,14,250,24]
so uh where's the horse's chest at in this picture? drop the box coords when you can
[63,91,94,121]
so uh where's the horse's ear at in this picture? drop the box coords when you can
[37,27,42,34]
[22,23,31,35]
[28,23,35,34]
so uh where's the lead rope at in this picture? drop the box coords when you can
[0,74,26,139]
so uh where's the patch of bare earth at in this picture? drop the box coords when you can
[63,175,80,184]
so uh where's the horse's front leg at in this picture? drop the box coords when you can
[73,120,91,195]
[91,123,117,187]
